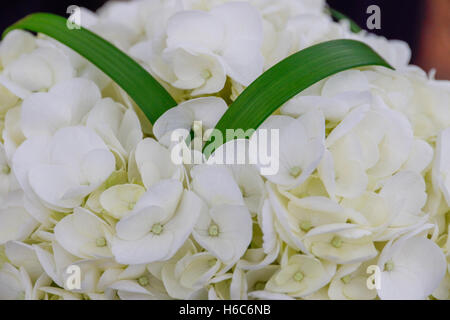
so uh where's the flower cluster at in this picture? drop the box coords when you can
[0,0,449,300]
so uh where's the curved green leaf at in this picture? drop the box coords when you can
[328,8,362,33]
[2,13,177,123]
[204,39,392,156]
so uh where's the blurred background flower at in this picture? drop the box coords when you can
[0,0,449,79]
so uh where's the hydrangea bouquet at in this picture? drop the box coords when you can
[0,0,449,300]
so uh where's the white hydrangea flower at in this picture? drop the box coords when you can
[286,14,334,52]
[1,38,75,93]
[86,97,143,159]
[377,171,428,229]
[340,170,429,240]
[162,251,220,299]
[327,261,377,300]
[281,70,372,122]
[245,264,278,296]
[33,242,78,289]
[266,181,353,252]
[264,252,335,298]
[0,0,449,301]
[252,110,325,190]
[12,126,115,212]
[377,227,447,300]
[153,96,227,147]
[229,164,265,216]
[318,95,415,199]
[99,184,146,220]
[130,138,184,188]
[367,68,450,140]
[111,179,202,264]
[96,0,144,35]
[54,207,114,259]
[0,191,38,245]
[4,241,45,282]
[126,238,202,300]
[109,268,170,300]
[130,1,263,94]
[191,165,253,264]
[250,0,327,68]
[303,224,378,265]
[0,263,33,300]
[350,32,411,69]
[35,244,118,299]
[237,200,280,271]
[0,30,36,68]
[20,78,101,139]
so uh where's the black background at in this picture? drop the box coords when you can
[327,0,424,63]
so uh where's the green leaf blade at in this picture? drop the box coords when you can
[206,39,392,156]
[2,13,176,123]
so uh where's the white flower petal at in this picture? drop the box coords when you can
[134,138,180,188]
[166,10,224,52]
[379,171,427,227]
[112,187,202,264]
[378,235,446,300]
[321,70,370,97]
[191,165,244,207]
[54,207,112,259]
[152,107,193,146]
[49,78,101,124]
[100,184,146,219]
[5,241,43,282]
[401,139,433,173]
[0,206,37,245]
[0,30,35,66]
[193,204,252,264]
[21,92,71,138]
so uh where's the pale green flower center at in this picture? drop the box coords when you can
[95,237,107,247]
[289,166,302,177]
[254,281,265,291]
[384,260,394,272]
[138,276,149,286]
[128,201,136,210]
[151,223,163,235]
[299,221,312,232]
[208,224,219,237]
[331,236,343,248]
[2,165,10,175]
[341,275,351,284]
[294,271,304,282]
[201,69,212,79]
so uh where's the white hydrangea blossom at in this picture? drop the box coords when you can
[0,0,449,300]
